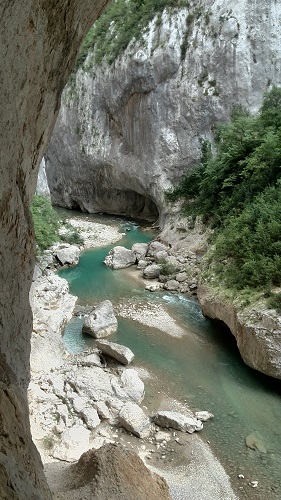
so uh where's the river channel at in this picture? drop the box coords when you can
[58,213,281,500]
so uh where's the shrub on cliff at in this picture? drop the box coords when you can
[75,0,188,69]
[166,87,281,292]
[31,195,60,252]
[31,195,83,252]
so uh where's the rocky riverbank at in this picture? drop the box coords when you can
[29,216,238,499]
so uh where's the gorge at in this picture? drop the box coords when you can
[1,0,281,499]
[42,0,281,380]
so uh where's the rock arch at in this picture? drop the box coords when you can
[0,1,110,497]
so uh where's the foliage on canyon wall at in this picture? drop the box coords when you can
[31,195,83,251]
[167,87,281,292]
[75,0,188,68]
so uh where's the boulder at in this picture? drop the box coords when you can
[153,411,203,433]
[137,259,149,269]
[143,264,161,279]
[104,246,136,269]
[77,352,102,367]
[81,407,101,430]
[52,425,91,462]
[95,339,134,365]
[120,369,145,402]
[147,241,169,258]
[92,401,112,420]
[119,402,151,438]
[66,366,115,401]
[154,250,169,262]
[82,300,117,338]
[131,242,148,261]
[71,395,101,430]
[176,271,189,283]
[164,279,179,291]
[55,244,80,266]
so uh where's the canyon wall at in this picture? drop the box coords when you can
[0,1,109,498]
[45,0,281,227]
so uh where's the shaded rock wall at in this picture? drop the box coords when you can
[198,285,281,379]
[45,0,281,226]
[0,1,110,498]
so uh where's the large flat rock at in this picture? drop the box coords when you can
[153,410,203,433]
[95,339,134,365]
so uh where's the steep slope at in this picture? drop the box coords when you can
[45,0,281,227]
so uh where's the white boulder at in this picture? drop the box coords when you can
[82,300,117,338]
[95,339,134,365]
[104,246,136,269]
[119,402,151,438]
[153,411,203,433]
[52,425,91,462]
[55,244,80,266]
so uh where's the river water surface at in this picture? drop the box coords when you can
[58,214,281,500]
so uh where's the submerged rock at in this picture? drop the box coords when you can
[119,402,151,438]
[195,411,214,422]
[95,339,134,365]
[153,411,203,433]
[82,300,118,338]
[246,431,267,453]
[104,246,136,269]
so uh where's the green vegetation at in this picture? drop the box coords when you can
[75,0,188,69]
[166,87,281,298]
[31,195,61,251]
[31,195,83,252]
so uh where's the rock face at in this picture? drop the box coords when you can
[0,1,111,497]
[30,272,77,372]
[45,1,281,227]
[82,300,118,338]
[37,158,51,198]
[198,285,281,379]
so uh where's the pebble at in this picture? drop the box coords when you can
[238,474,245,480]
[250,481,259,488]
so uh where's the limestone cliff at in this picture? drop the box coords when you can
[45,0,281,227]
[0,1,110,498]
[198,285,281,379]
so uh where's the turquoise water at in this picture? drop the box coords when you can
[59,215,281,499]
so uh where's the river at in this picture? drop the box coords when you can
[58,213,281,500]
